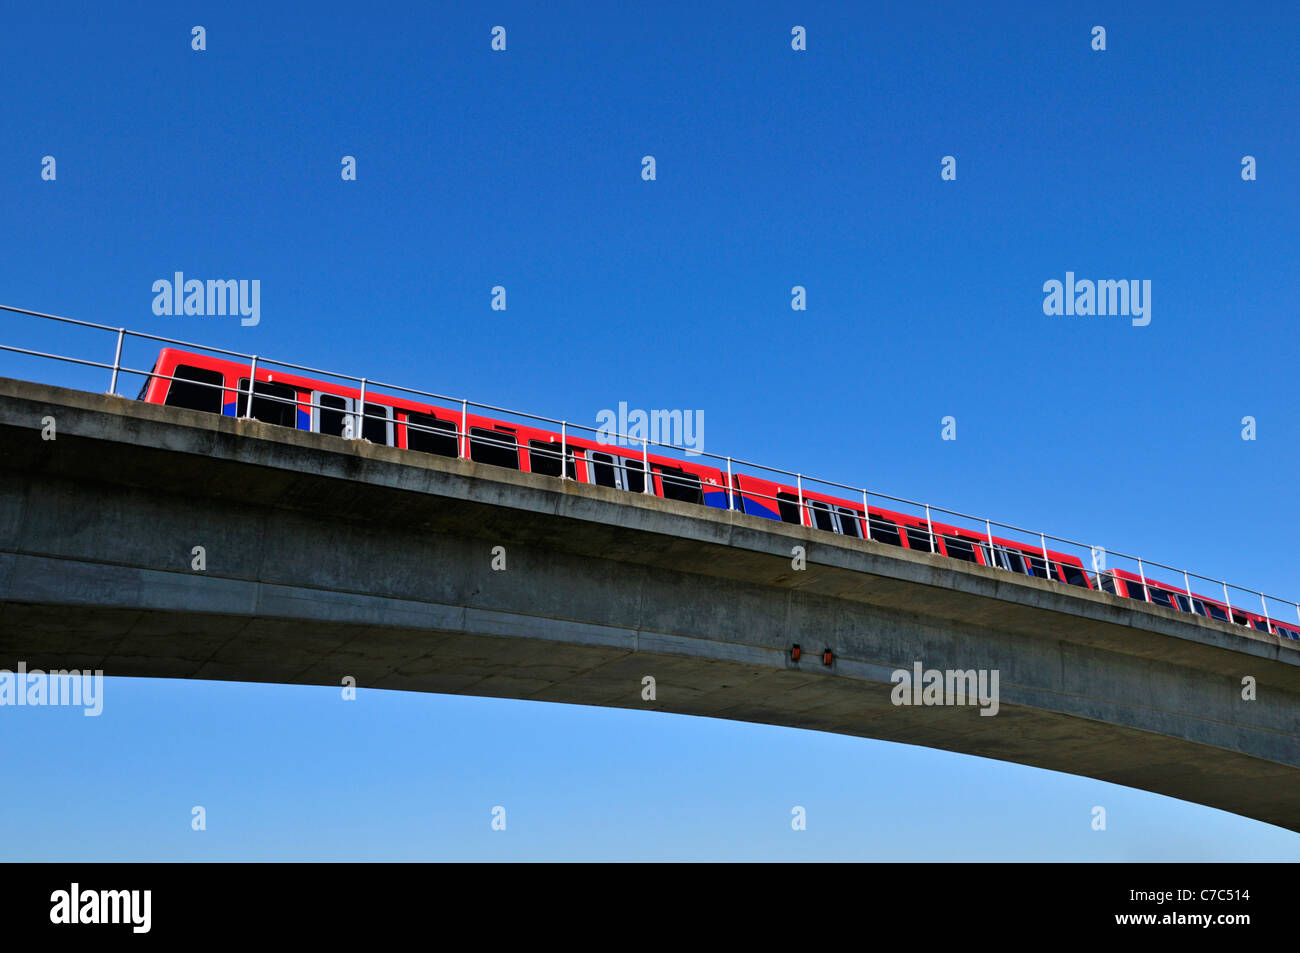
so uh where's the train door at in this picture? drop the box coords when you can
[588,451,646,492]
[309,391,393,444]
[834,505,862,538]
[804,500,864,537]
[806,499,835,532]
[985,544,1028,575]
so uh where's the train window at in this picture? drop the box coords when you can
[1061,565,1088,587]
[1205,603,1228,622]
[1276,625,1300,640]
[868,517,902,546]
[1172,594,1192,612]
[528,439,577,478]
[1147,589,1174,609]
[905,527,933,553]
[349,402,394,445]
[658,466,703,505]
[808,500,836,532]
[408,412,459,457]
[589,452,617,487]
[836,507,861,538]
[1189,599,1210,617]
[470,427,519,469]
[1250,618,1271,632]
[623,459,646,494]
[1232,612,1249,625]
[776,492,803,525]
[1125,580,1148,601]
[1098,573,1117,594]
[165,364,225,414]
[236,378,299,428]
[943,536,978,563]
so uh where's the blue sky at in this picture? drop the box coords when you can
[1,1,1297,859]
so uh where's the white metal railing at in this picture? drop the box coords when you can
[2,301,1298,642]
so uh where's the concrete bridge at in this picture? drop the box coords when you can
[1,376,1298,831]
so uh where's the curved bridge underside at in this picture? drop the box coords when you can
[1,378,1298,831]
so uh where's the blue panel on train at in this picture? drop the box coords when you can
[739,496,780,520]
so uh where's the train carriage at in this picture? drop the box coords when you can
[730,472,1092,587]
[1104,568,1297,638]
[141,348,732,507]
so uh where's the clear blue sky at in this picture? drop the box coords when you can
[1,1,1297,860]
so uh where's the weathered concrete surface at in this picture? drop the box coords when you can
[0,377,1298,830]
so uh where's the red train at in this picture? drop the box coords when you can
[139,348,1298,640]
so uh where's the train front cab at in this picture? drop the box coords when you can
[143,349,238,414]
[145,349,325,432]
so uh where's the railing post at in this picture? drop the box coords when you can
[1136,558,1150,602]
[109,328,125,395]
[642,439,651,494]
[1040,533,1049,577]
[725,456,734,510]
[862,490,871,541]
[1223,582,1233,621]
[1261,594,1271,630]
[925,505,936,553]
[460,400,468,459]
[985,519,995,567]
[243,356,258,419]
[559,421,567,480]
[1183,570,1193,609]
[796,474,804,526]
[353,378,367,440]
